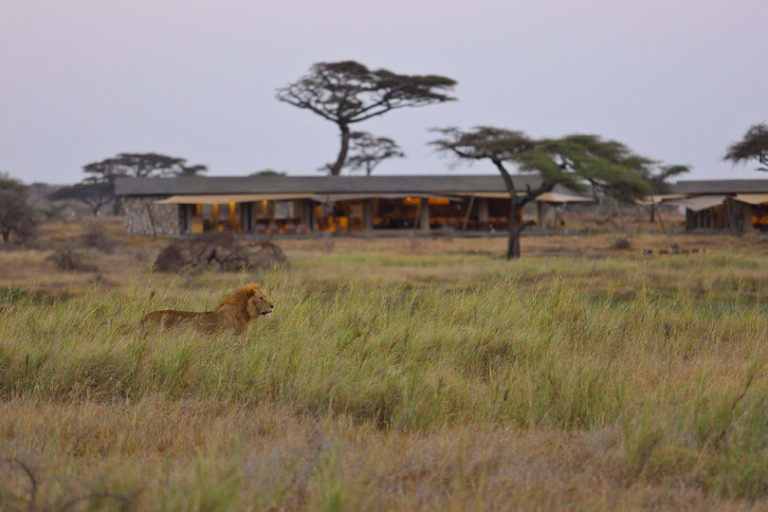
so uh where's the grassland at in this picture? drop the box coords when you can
[2,219,768,510]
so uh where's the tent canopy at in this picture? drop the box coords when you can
[637,194,686,205]
[666,195,727,212]
[311,193,458,203]
[535,192,593,203]
[155,194,314,204]
[734,194,768,205]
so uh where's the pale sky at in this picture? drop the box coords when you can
[1,0,766,184]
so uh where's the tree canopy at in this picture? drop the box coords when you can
[48,182,114,216]
[647,164,691,194]
[50,152,207,216]
[342,131,405,176]
[250,169,286,176]
[84,152,208,183]
[431,126,671,258]
[277,60,456,176]
[724,123,768,171]
[0,172,37,243]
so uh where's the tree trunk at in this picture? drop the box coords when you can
[507,201,522,260]
[649,203,656,223]
[2,231,9,243]
[328,124,351,176]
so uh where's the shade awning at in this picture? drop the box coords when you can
[734,194,768,205]
[450,192,521,199]
[155,194,314,204]
[636,194,686,205]
[535,192,594,203]
[311,193,459,203]
[666,195,727,212]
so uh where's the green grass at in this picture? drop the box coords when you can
[2,248,768,509]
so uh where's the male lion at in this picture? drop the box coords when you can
[140,284,273,336]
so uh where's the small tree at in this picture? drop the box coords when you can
[83,152,207,182]
[646,164,690,223]
[57,153,208,215]
[48,182,114,216]
[250,169,286,176]
[0,172,38,243]
[340,131,404,176]
[431,127,655,259]
[277,60,456,176]
[724,123,768,171]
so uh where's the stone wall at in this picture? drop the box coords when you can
[123,197,182,236]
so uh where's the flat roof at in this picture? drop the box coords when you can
[115,174,544,197]
[673,180,768,195]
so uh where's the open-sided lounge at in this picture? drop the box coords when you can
[115,175,592,237]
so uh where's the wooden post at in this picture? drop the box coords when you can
[741,202,754,233]
[363,199,373,231]
[180,204,192,233]
[419,198,430,232]
[478,198,489,224]
[461,196,475,232]
[537,201,544,229]
[656,202,666,233]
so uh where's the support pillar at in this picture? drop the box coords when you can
[299,200,310,231]
[741,203,754,233]
[363,199,373,231]
[246,202,255,233]
[419,198,431,232]
[478,198,489,224]
[537,201,544,229]
[179,204,192,234]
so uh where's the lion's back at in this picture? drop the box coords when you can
[141,309,222,332]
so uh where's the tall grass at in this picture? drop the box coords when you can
[2,250,768,508]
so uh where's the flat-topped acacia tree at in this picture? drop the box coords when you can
[277,61,456,176]
[51,153,207,215]
[344,131,405,176]
[431,127,655,259]
[725,123,768,172]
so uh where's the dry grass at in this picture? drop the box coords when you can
[2,219,768,510]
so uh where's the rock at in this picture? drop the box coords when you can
[152,238,286,274]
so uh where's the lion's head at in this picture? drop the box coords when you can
[246,287,274,319]
[217,283,274,320]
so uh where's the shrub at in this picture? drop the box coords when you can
[0,172,38,245]
[81,221,116,253]
[46,246,96,272]
[611,236,632,250]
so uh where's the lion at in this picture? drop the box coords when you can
[140,283,273,336]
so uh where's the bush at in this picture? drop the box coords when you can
[0,172,39,245]
[81,221,116,254]
[611,236,632,250]
[46,246,96,272]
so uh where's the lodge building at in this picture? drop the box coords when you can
[115,175,592,237]
[667,180,768,232]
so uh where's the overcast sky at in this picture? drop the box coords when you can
[1,0,766,184]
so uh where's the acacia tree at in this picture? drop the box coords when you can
[431,127,655,259]
[48,182,114,216]
[53,153,207,215]
[83,152,208,182]
[0,172,38,243]
[646,164,690,223]
[431,127,578,259]
[725,123,768,171]
[341,131,405,176]
[277,61,456,176]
